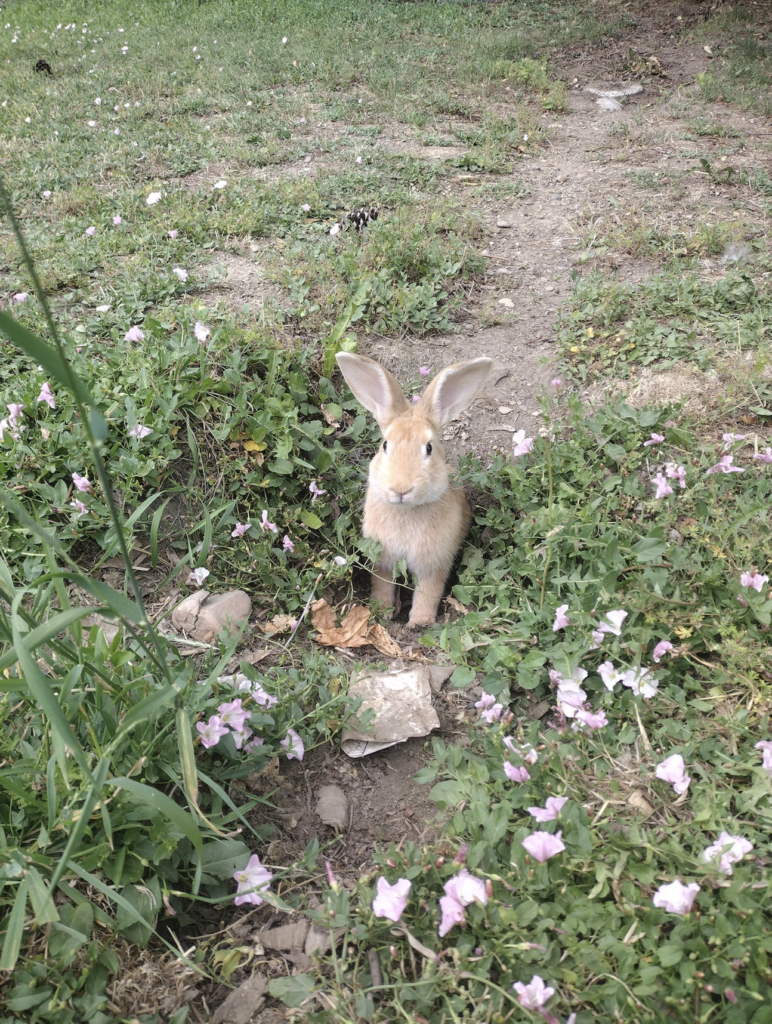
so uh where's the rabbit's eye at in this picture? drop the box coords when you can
[425,443,433,456]
[382,440,388,453]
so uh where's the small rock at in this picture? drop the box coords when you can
[171,590,251,643]
[498,297,515,308]
[596,97,622,112]
[480,248,489,257]
[721,242,751,265]
[498,406,512,414]
[316,785,348,829]
[496,219,512,228]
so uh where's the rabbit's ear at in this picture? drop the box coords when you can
[336,352,410,428]
[421,357,492,426]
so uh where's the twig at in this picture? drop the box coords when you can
[368,948,383,988]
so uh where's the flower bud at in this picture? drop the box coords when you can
[485,880,494,899]
[435,857,445,868]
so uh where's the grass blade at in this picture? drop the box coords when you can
[0,876,29,971]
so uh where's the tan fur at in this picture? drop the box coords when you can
[336,352,492,625]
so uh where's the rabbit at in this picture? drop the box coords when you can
[336,352,492,626]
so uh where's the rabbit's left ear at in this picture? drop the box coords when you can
[421,357,493,426]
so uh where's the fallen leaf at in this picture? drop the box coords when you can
[212,972,267,1024]
[445,596,468,615]
[627,790,655,817]
[366,622,402,657]
[262,614,296,635]
[315,784,348,829]
[310,597,337,633]
[312,600,371,648]
[240,648,270,665]
[258,919,310,952]
[321,404,340,427]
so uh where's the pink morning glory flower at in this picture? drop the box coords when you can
[652,879,699,915]
[701,832,753,875]
[597,609,627,636]
[419,365,431,377]
[665,463,686,488]
[527,797,567,823]
[194,321,210,342]
[755,740,772,777]
[173,267,188,282]
[196,714,229,748]
[283,535,294,552]
[85,226,96,236]
[503,737,538,764]
[13,292,28,303]
[252,682,279,708]
[706,455,745,475]
[722,432,745,451]
[37,382,55,409]
[655,753,691,795]
[280,728,304,760]
[218,699,251,732]
[333,556,347,566]
[245,735,264,753]
[503,762,530,783]
[233,853,273,906]
[643,433,664,446]
[301,203,311,212]
[72,472,90,492]
[513,975,555,1010]
[129,424,152,438]
[522,831,565,863]
[70,499,88,515]
[309,479,326,501]
[260,510,278,534]
[146,191,162,205]
[168,229,178,239]
[753,448,772,464]
[652,640,674,662]
[574,707,608,729]
[231,725,254,750]
[42,190,51,198]
[231,522,251,538]
[740,570,768,592]
[438,870,488,937]
[512,430,534,457]
[597,661,623,691]
[620,666,659,699]
[653,472,673,499]
[550,378,562,389]
[125,326,144,342]
[189,567,210,586]
[475,691,503,723]
[113,215,122,226]
[552,604,570,631]
[372,877,411,922]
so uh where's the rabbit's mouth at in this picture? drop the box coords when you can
[387,487,416,504]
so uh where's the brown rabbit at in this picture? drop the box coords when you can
[336,352,492,626]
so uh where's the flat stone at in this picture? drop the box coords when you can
[171,590,251,643]
[496,219,513,228]
[498,297,515,308]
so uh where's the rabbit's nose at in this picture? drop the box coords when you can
[391,487,414,503]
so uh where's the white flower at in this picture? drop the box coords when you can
[701,832,753,875]
[213,179,227,189]
[189,567,210,587]
[146,191,162,205]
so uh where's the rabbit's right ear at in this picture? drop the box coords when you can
[336,352,410,429]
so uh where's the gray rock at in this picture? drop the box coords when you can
[171,590,251,643]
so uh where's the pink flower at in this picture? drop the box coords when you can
[701,832,753,875]
[513,975,555,1010]
[218,699,251,732]
[503,762,530,783]
[72,472,90,492]
[146,191,162,205]
[309,479,326,501]
[597,661,622,691]
[196,714,229,748]
[168,229,178,239]
[280,728,304,760]
[552,604,570,631]
[652,639,674,662]
[252,682,279,708]
[643,433,664,446]
[527,797,567,823]
[37,382,55,409]
[652,879,699,915]
[665,463,686,488]
[245,735,265,753]
[13,292,28,303]
[233,853,273,906]
[129,424,152,438]
[113,215,122,226]
[87,120,97,127]
[521,830,565,862]
[419,365,432,377]
[194,321,210,342]
[597,609,627,636]
[754,740,772,777]
[231,522,251,538]
[503,737,538,764]
[412,395,420,403]
[653,472,673,499]
[753,448,772,464]
[706,455,745,475]
[283,535,295,552]
[621,666,659,699]
[42,190,51,198]
[512,429,534,457]
[173,267,188,282]
[550,378,562,389]
[85,226,96,236]
[125,325,144,342]
[189,567,210,586]
[7,403,23,428]
[655,753,691,795]
[260,510,278,534]
[439,870,488,937]
[475,691,503,723]
[722,432,745,451]
[574,707,608,729]
[372,877,411,922]
[231,725,254,750]
[740,570,768,592]
[70,499,88,516]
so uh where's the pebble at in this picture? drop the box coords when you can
[171,589,252,643]
[498,297,515,308]
[496,219,512,228]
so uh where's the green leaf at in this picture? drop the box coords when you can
[111,777,203,853]
[196,839,251,881]
[65,575,146,624]
[26,866,59,925]
[0,876,29,971]
[631,535,667,563]
[268,974,316,1007]
[177,707,200,808]
[300,508,323,530]
[450,665,476,687]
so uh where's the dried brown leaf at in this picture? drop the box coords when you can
[366,622,402,657]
